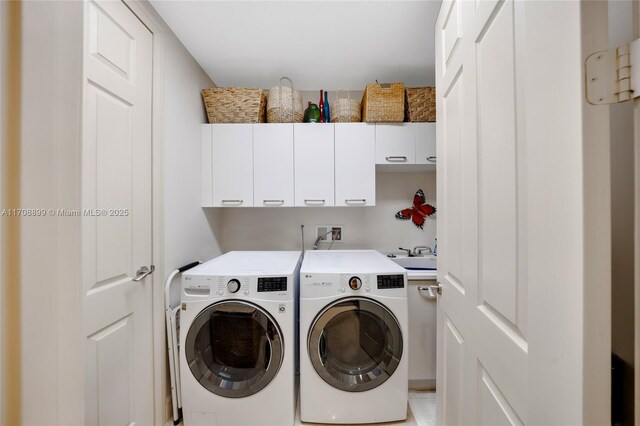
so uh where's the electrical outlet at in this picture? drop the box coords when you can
[316,225,343,243]
[331,226,342,241]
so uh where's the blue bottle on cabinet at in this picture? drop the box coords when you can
[324,91,330,123]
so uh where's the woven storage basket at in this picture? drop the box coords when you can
[201,87,266,123]
[267,77,303,123]
[331,90,361,123]
[361,82,405,122]
[405,87,436,122]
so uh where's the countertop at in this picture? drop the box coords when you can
[406,270,437,281]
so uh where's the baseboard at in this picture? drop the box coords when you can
[409,379,436,391]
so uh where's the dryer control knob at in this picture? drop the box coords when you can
[349,276,362,290]
[227,279,241,293]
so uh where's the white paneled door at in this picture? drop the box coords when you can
[83,1,154,424]
[436,1,609,425]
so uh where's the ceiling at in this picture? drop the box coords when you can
[150,1,442,90]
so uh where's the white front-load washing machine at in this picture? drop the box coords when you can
[299,250,408,424]
[180,251,301,426]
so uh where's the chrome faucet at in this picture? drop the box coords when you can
[413,245,432,256]
[313,230,334,250]
[398,247,413,257]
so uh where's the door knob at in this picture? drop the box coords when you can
[133,265,155,282]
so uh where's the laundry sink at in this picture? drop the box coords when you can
[388,255,437,271]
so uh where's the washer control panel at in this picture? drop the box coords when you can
[338,274,371,294]
[257,276,287,292]
[377,274,405,289]
[182,274,292,301]
[300,271,407,298]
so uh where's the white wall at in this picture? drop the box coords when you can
[162,31,223,290]
[221,171,436,254]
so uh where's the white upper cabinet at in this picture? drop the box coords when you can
[335,123,376,206]
[294,124,335,207]
[376,123,436,170]
[375,124,416,164]
[202,123,434,207]
[414,123,437,165]
[253,124,294,207]
[210,124,254,207]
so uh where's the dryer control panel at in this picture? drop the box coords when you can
[182,274,293,302]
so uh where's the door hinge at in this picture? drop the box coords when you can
[585,38,640,105]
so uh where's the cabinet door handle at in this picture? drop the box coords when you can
[385,156,407,162]
[263,199,285,205]
[221,199,243,205]
[304,199,325,205]
[426,156,437,163]
[418,283,442,298]
[345,199,366,204]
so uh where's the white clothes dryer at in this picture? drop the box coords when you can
[180,251,301,426]
[299,250,409,424]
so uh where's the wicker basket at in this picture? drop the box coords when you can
[331,90,361,123]
[361,82,405,122]
[201,87,266,123]
[405,87,436,122]
[267,77,303,123]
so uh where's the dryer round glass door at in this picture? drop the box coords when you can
[185,300,284,398]
[307,297,403,392]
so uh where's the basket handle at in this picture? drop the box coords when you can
[373,80,392,89]
[279,76,294,89]
[278,76,295,122]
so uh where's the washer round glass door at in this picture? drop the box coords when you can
[308,297,403,392]
[185,300,283,398]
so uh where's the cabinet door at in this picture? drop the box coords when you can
[202,125,213,207]
[294,124,335,206]
[375,124,416,164]
[253,124,294,207]
[408,280,437,388]
[211,124,253,207]
[414,123,437,165]
[335,123,376,206]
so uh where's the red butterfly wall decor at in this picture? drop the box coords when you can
[395,189,436,229]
